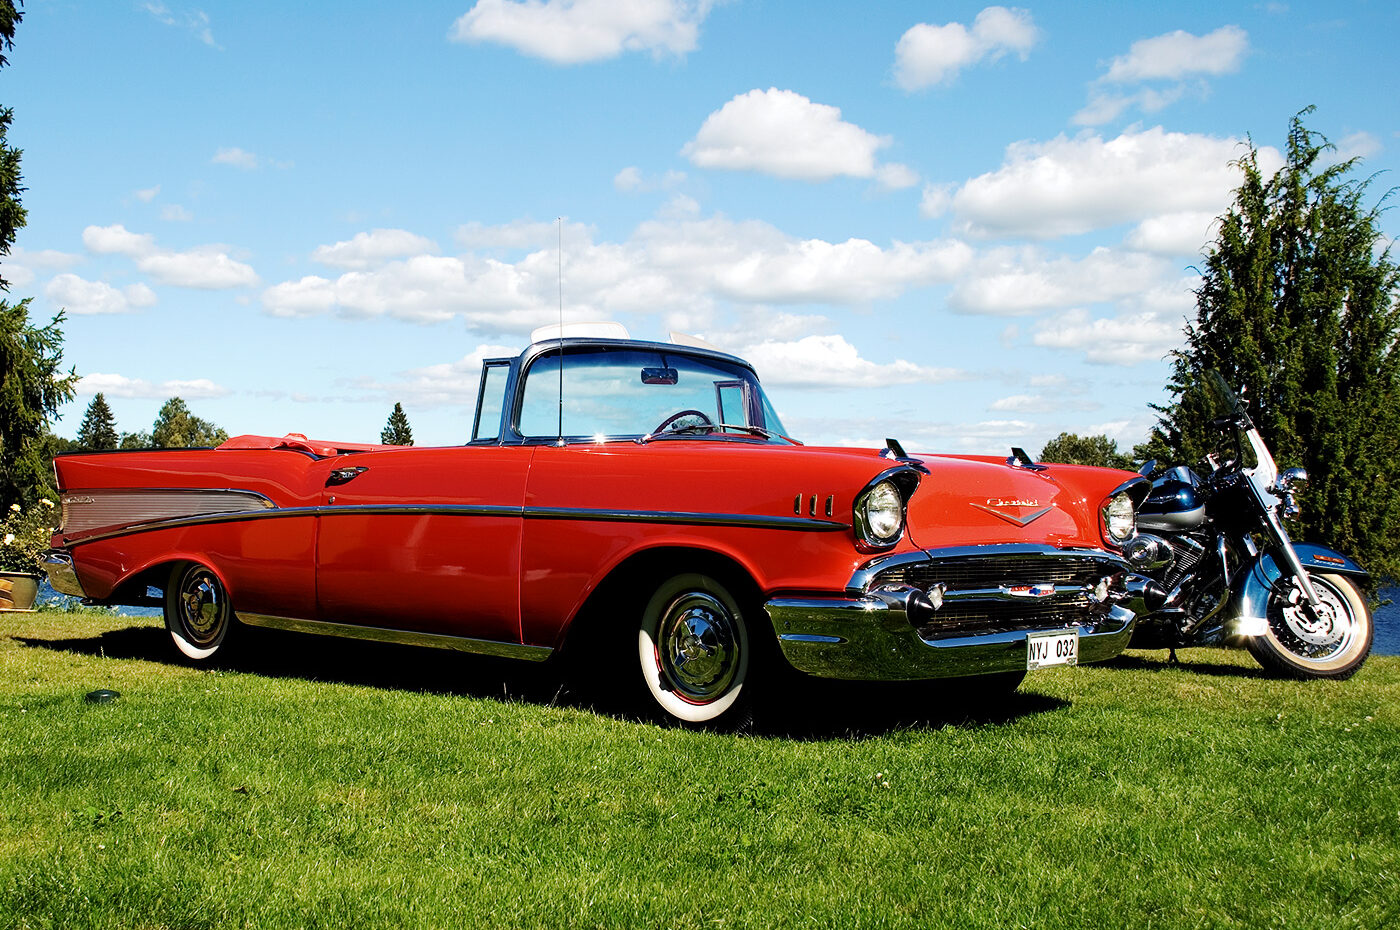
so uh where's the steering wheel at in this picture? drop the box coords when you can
[652,409,714,434]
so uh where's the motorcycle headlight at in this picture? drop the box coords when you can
[855,479,905,548]
[1100,491,1137,545]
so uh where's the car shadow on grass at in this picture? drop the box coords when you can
[15,623,1068,740]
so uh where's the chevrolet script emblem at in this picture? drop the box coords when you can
[970,498,1052,527]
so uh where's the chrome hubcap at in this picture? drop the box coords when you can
[179,571,225,645]
[658,592,739,703]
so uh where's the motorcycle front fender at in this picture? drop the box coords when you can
[1225,543,1368,638]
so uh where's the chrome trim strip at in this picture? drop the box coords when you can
[521,506,845,532]
[64,502,846,547]
[40,550,87,598]
[235,612,554,662]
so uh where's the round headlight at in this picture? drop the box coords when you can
[1101,491,1136,544]
[859,480,904,546]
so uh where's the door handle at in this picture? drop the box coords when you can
[327,466,369,486]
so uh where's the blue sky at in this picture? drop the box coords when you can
[4,1,1397,452]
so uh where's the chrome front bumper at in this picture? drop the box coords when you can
[765,592,1136,680]
[764,545,1142,681]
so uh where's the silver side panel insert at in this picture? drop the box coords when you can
[235,613,554,662]
[61,488,274,536]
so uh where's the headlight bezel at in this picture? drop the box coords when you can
[853,466,922,551]
[1099,476,1150,547]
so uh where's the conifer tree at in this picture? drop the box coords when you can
[381,402,414,446]
[0,2,78,503]
[75,392,119,450]
[1149,110,1400,582]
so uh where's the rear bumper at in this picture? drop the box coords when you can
[40,550,88,599]
[764,583,1138,681]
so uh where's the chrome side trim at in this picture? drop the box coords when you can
[64,502,846,547]
[40,550,87,598]
[521,506,844,532]
[235,613,554,662]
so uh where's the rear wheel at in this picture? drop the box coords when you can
[1247,572,1372,680]
[164,562,234,662]
[637,573,753,728]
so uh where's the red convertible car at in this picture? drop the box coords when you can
[44,328,1148,726]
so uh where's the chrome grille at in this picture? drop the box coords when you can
[873,552,1122,641]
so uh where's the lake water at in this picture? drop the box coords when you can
[33,584,1400,655]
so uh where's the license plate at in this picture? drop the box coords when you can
[1026,629,1079,670]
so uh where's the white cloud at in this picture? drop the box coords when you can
[950,128,1281,239]
[683,88,898,183]
[613,166,688,193]
[740,334,964,388]
[44,274,157,315]
[455,219,596,250]
[1334,131,1382,162]
[1124,210,1219,256]
[893,6,1039,90]
[1031,307,1187,366]
[134,184,161,203]
[1,247,81,289]
[312,229,441,269]
[348,344,523,408]
[265,212,972,328]
[212,147,259,170]
[1076,26,1247,125]
[875,162,920,190]
[450,0,715,64]
[949,246,1172,315]
[142,2,217,47]
[83,224,156,255]
[161,204,194,222]
[990,392,1099,413]
[1103,25,1248,83]
[78,372,228,399]
[81,224,258,289]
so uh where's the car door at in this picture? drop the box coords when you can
[313,446,532,643]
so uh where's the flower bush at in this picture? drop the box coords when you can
[0,499,57,573]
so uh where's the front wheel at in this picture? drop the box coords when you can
[637,573,753,727]
[1247,572,1372,680]
[164,562,235,662]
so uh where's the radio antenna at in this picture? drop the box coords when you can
[556,216,564,446]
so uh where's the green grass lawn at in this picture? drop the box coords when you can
[2,608,1397,929]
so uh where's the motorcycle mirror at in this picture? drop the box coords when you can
[1138,459,1157,477]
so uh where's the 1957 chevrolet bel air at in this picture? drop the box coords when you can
[44,326,1149,726]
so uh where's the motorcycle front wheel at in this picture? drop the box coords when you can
[1247,572,1373,680]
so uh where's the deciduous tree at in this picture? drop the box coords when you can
[150,398,228,449]
[1038,432,1135,470]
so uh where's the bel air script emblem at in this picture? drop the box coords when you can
[970,498,1053,527]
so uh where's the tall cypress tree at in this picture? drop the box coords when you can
[1150,110,1400,582]
[75,393,119,450]
[381,402,414,446]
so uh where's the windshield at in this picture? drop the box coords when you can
[516,346,790,442]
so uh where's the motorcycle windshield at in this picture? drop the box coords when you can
[1203,369,1259,470]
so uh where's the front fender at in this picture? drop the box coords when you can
[1225,543,1367,637]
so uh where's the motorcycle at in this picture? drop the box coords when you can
[1122,372,1373,679]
